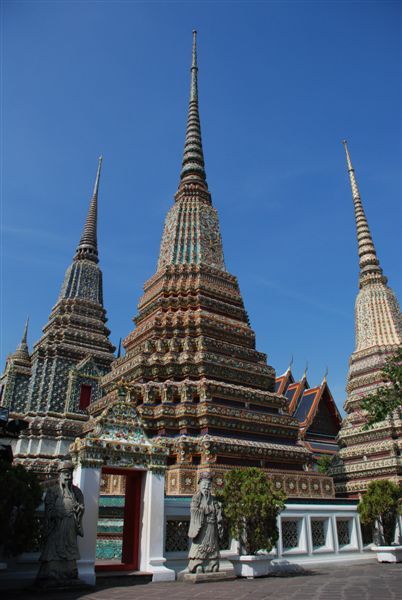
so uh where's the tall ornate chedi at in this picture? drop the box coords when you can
[1,158,115,476]
[331,141,402,497]
[0,318,31,410]
[90,32,334,499]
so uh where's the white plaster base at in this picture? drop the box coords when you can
[230,555,272,578]
[373,546,402,563]
[77,559,97,586]
[148,558,176,582]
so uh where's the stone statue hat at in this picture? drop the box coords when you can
[57,459,74,472]
[197,471,212,483]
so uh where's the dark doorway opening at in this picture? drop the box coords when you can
[95,468,142,572]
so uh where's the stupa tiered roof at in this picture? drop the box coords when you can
[89,33,335,499]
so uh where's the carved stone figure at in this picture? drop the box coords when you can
[188,473,223,573]
[36,461,84,587]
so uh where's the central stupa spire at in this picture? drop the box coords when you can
[74,155,102,263]
[96,32,328,501]
[158,31,225,270]
[179,30,207,186]
[342,141,385,288]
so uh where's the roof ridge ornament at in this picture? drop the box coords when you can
[286,355,294,374]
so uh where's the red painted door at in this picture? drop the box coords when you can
[122,471,142,567]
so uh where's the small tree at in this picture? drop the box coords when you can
[0,460,43,557]
[218,468,286,555]
[360,347,402,428]
[316,455,333,475]
[358,480,402,546]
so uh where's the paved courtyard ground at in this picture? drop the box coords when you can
[7,560,402,600]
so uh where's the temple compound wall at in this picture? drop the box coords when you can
[4,477,395,588]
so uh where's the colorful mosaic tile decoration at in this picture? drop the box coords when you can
[88,32,334,499]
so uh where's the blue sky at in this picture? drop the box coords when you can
[1,1,401,412]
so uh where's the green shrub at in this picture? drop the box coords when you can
[358,479,402,546]
[218,467,286,555]
[0,460,43,557]
[317,455,333,474]
[361,347,402,427]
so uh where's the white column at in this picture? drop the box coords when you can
[139,470,175,582]
[73,465,101,586]
[331,515,339,553]
[276,515,283,558]
[394,515,402,545]
[306,516,313,556]
[355,515,363,551]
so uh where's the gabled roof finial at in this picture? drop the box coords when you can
[286,355,294,373]
[302,361,308,379]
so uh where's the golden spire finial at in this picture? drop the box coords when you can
[75,156,102,263]
[92,155,103,197]
[180,30,207,184]
[342,140,384,287]
[21,316,29,345]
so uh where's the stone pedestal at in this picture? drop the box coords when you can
[230,554,272,578]
[178,570,236,584]
[373,546,402,563]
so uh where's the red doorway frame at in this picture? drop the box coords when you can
[96,467,143,572]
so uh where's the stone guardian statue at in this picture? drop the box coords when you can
[36,460,84,587]
[188,473,223,573]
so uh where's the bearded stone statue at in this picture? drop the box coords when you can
[36,460,84,587]
[188,473,223,573]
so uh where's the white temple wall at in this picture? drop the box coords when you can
[164,498,379,574]
[3,495,401,589]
